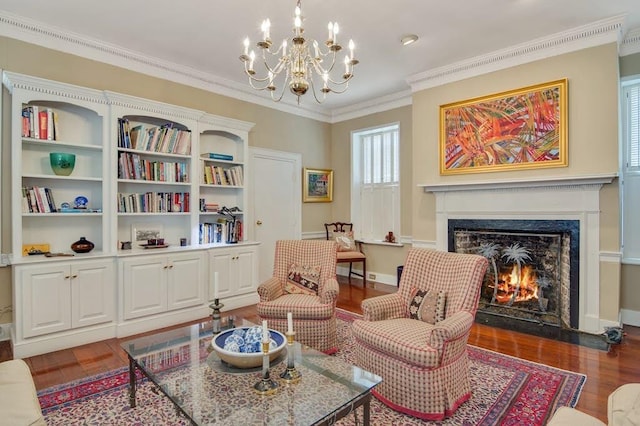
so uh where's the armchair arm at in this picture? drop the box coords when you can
[319,277,339,305]
[426,311,475,364]
[257,277,284,302]
[361,293,406,321]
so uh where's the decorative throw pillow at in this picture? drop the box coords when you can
[284,263,321,295]
[408,288,446,324]
[333,231,356,252]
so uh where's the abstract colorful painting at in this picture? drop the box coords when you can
[440,79,568,175]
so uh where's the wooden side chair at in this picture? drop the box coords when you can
[324,222,366,287]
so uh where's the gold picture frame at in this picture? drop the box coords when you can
[303,168,333,203]
[440,79,568,175]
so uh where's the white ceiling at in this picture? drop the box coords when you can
[1,0,639,119]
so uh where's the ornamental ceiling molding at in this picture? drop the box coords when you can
[407,15,626,92]
[0,11,331,122]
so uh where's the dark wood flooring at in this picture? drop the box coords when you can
[2,276,639,423]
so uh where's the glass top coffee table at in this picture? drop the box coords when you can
[121,316,382,425]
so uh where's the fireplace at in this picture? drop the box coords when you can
[448,219,579,329]
[419,174,618,334]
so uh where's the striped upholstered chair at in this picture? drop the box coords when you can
[257,240,340,353]
[352,248,488,420]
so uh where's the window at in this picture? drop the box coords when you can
[622,79,640,261]
[351,123,400,242]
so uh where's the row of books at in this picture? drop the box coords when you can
[118,118,192,155]
[203,165,243,186]
[22,106,59,140]
[199,220,242,244]
[118,152,189,182]
[199,199,220,212]
[22,186,57,213]
[117,192,190,213]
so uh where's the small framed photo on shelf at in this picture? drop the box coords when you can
[131,223,163,243]
[303,168,333,203]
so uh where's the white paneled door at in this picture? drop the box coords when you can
[249,148,301,283]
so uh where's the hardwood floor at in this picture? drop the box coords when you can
[3,276,639,423]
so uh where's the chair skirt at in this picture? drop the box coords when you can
[353,338,472,420]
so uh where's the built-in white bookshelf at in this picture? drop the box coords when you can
[3,72,110,259]
[197,113,254,245]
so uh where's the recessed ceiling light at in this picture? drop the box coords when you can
[401,34,418,46]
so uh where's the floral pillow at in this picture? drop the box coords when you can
[408,288,446,324]
[284,263,321,295]
[333,231,356,252]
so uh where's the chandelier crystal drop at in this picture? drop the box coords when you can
[240,0,358,104]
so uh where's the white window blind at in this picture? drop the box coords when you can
[351,124,400,242]
[622,80,640,260]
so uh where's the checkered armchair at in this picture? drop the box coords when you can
[257,240,340,353]
[352,248,489,420]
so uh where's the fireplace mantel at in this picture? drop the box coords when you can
[421,172,618,334]
[419,173,617,193]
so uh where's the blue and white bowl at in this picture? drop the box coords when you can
[211,326,286,369]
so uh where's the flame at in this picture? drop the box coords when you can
[493,264,538,304]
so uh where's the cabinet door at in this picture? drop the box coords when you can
[122,256,168,320]
[233,247,257,295]
[209,250,234,300]
[167,252,206,311]
[20,264,72,338]
[71,260,115,328]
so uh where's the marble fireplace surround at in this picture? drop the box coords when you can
[419,173,617,334]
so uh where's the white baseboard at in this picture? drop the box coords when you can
[621,309,640,327]
[336,266,399,288]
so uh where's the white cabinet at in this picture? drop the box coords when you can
[16,259,115,339]
[209,245,258,301]
[122,251,206,320]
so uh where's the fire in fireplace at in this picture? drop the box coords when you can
[448,219,579,329]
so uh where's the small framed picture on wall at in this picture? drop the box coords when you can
[303,168,333,203]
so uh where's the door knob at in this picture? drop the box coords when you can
[256,220,263,225]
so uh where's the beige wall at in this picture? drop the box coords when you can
[412,43,622,321]
[619,52,640,315]
[0,36,332,320]
[330,106,413,277]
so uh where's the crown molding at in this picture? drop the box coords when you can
[621,28,640,56]
[1,11,636,123]
[330,90,413,123]
[407,15,625,92]
[0,11,332,123]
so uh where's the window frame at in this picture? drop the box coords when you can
[350,122,401,243]
[621,77,640,263]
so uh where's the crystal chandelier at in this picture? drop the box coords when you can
[240,0,358,104]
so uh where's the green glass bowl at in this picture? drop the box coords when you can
[49,152,76,176]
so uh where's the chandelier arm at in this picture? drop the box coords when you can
[308,76,327,104]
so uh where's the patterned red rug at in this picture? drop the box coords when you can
[38,309,585,425]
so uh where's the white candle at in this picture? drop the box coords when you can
[262,320,269,342]
[287,312,293,334]
[213,271,219,299]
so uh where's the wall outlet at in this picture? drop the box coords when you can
[0,323,11,342]
[0,253,10,267]
[368,273,376,280]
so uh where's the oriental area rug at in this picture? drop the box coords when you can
[38,309,585,425]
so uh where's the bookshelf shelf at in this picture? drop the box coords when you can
[22,138,104,151]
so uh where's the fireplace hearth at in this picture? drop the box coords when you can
[449,219,579,329]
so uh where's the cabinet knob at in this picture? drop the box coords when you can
[163,265,168,269]
[71,274,78,279]
[64,275,70,279]
[256,220,263,226]
[168,264,174,269]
